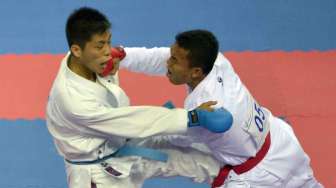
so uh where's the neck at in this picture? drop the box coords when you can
[68,55,96,82]
[188,75,206,91]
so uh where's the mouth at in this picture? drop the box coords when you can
[100,59,110,70]
[101,63,107,70]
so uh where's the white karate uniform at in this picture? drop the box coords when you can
[46,52,220,188]
[121,47,323,188]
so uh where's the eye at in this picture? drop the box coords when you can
[96,46,103,50]
[171,56,177,62]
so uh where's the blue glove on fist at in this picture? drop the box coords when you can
[188,108,233,133]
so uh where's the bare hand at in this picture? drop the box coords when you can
[197,101,218,112]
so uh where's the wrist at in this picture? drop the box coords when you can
[188,109,200,127]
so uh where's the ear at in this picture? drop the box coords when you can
[191,67,204,79]
[70,44,82,58]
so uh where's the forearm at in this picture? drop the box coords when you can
[70,105,188,138]
[120,47,170,75]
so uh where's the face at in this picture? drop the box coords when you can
[72,30,112,75]
[166,43,193,85]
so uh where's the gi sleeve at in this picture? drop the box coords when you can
[120,47,170,75]
[62,99,188,139]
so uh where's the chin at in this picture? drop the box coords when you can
[169,79,182,85]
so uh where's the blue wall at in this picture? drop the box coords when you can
[0,0,335,53]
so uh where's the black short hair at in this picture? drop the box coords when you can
[175,29,219,75]
[66,7,111,49]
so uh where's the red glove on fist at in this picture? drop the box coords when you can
[101,47,126,77]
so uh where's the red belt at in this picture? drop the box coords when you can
[212,132,271,188]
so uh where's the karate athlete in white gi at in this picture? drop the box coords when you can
[46,8,235,188]
[119,29,323,188]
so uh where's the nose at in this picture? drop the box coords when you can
[166,58,172,68]
[104,44,112,57]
